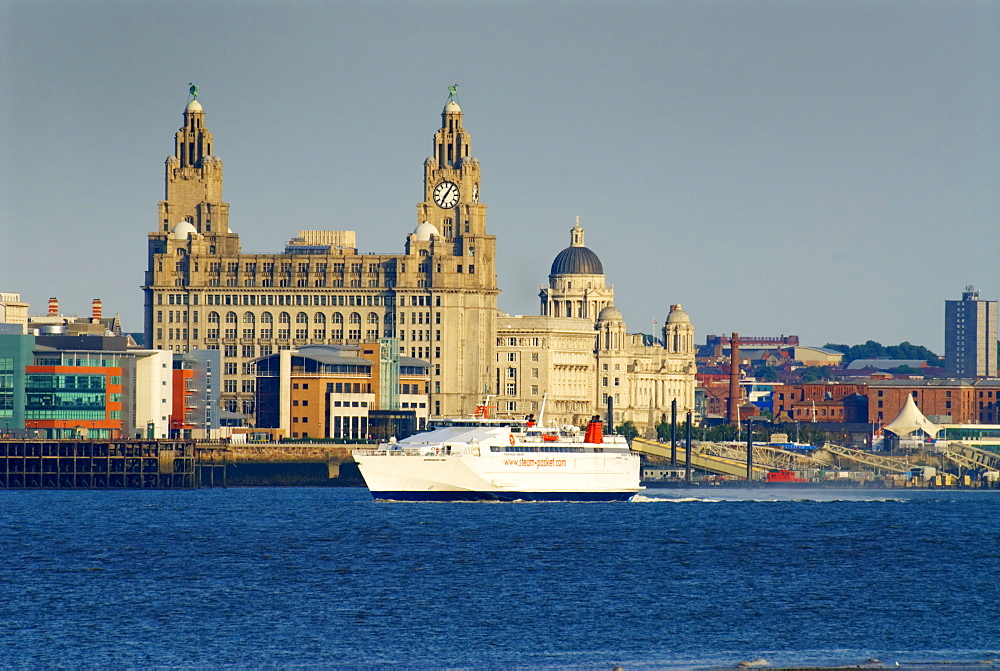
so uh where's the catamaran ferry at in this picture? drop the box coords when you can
[352,411,640,502]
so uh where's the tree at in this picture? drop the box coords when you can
[823,340,939,364]
[616,420,639,442]
[891,365,921,375]
[754,365,779,382]
[655,420,672,443]
[801,366,835,382]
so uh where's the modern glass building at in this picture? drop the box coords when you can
[0,334,173,439]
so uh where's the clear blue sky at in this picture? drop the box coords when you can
[2,0,997,353]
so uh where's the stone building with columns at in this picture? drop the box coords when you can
[143,96,496,420]
[496,222,696,432]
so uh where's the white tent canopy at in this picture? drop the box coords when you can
[883,394,941,438]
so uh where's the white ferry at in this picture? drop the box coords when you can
[352,409,640,502]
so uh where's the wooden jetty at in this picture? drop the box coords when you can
[0,439,198,489]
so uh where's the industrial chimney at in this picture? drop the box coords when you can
[91,298,103,322]
[47,297,59,316]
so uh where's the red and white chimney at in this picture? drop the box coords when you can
[47,297,59,316]
[91,298,103,322]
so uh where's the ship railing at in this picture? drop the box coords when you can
[353,446,447,457]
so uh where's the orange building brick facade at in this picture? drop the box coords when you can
[868,381,979,425]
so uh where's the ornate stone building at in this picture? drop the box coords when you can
[143,96,497,419]
[496,222,696,432]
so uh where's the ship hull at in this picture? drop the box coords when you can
[368,489,635,502]
[355,452,640,502]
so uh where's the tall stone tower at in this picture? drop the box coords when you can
[144,96,240,346]
[157,99,230,238]
[409,98,498,417]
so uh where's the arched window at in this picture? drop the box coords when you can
[367,312,379,325]
[349,312,362,324]
[242,312,256,339]
[225,311,237,323]
[208,311,220,324]
[260,312,273,324]
[296,312,309,324]
[278,312,291,324]
[314,313,326,324]
[332,312,344,324]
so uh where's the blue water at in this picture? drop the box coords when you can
[1,488,998,669]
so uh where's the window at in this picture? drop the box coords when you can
[507,352,516,362]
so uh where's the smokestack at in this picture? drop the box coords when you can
[91,298,103,322]
[48,297,59,316]
[728,332,741,425]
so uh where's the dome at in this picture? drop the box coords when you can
[666,304,691,324]
[550,216,604,275]
[186,100,203,113]
[597,305,623,322]
[170,221,197,240]
[412,221,440,242]
[550,245,604,275]
[443,100,461,114]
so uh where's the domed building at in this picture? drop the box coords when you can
[540,217,614,320]
[497,219,696,432]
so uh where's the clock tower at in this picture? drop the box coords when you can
[417,99,487,239]
[404,97,498,418]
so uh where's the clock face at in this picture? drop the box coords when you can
[433,181,460,209]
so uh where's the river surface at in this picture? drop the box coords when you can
[1,487,998,669]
